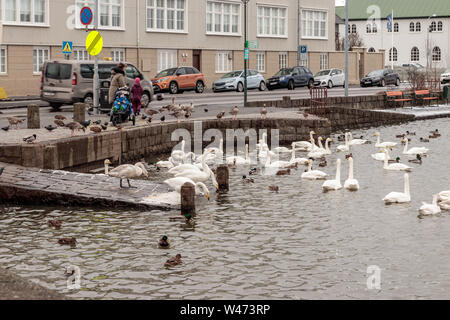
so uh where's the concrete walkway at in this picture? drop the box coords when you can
[376,104,450,119]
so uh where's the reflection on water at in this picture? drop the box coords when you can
[1,119,450,299]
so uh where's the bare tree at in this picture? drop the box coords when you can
[406,68,426,91]
[336,32,364,51]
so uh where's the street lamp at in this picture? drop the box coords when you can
[344,0,349,97]
[242,0,249,107]
[426,13,437,71]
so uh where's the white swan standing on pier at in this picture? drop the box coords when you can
[344,156,359,191]
[383,173,411,204]
[322,159,342,191]
[104,159,149,188]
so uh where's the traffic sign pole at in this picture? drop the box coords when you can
[243,0,248,108]
[93,0,99,114]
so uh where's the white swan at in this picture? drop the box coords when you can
[171,140,186,159]
[439,199,450,210]
[174,150,215,183]
[402,138,429,155]
[374,132,397,149]
[156,158,175,169]
[383,173,411,204]
[226,144,251,165]
[256,132,268,150]
[418,194,441,216]
[371,147,391,161]
[307,138,330,158]
[322,159,342,191]
[344,156,359,191]
[264,150,291,168]
[164,177,211,200]
[301,160,328,180]
[348,132,367,146]
[383,150,412,172]
[438,190,450,202]
[273,146,291,154]
[105,160,149,188]
[336,133,350,152]
[289,145,309,165]
[292,131,315,151]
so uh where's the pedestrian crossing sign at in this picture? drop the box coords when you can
[62,41,73,54]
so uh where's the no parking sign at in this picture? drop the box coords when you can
[80,7,93,26]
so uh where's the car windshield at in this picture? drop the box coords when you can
[156,68,177,78]
[221,71,242,78]
[445,69,450,74]
[315,70,331,77]
[368,70,384,77]
[274,68,293,76]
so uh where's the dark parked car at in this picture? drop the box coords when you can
[267,66,314,90]
[360,69,400,87]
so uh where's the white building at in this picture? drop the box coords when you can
[336,0,450,69]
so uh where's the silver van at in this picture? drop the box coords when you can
[40,60,154,110]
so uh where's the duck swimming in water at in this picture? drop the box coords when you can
[158,235,170,248]
[164,254,182,267]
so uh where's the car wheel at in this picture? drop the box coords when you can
[307,79,314,89]
[50,102,62,111]
[141,91,151,108]
[342,81,346,88]
[259,81,266,91]
[380,79,386,87]
[395,78,400,86]
[169,82,179,94]
[195,81,205,93]
[288,80,295,90]
[237,82,244,92]
[328,81,333,89]
[84,94,93,108]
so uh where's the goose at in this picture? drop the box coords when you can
[402,139,429,155]
[418,195,441,216]
[383,173,411,204]
[439,200,450,211]
[344,156,359,191]
[437,191,450,202]
[336,133,350,152]
[383,150,412,172]
[289,145,309,166]
[164,177,211,200]
[293,131,315,151]
[371,147,391,161]
[348,132,367,145]
[322,159,342,191]
[374,132,397,149]
[226,144,250,165]
[105,160,149,188]
[301,160,328,180]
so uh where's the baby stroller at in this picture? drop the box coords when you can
[110,87,135,126]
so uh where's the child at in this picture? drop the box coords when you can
[131,77,143,116]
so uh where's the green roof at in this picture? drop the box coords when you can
[336,0,450,20]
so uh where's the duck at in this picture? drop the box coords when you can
[276,169,291,176]
[408,154,422,164]
[23,134,37,144]
[402,138,429,155]
[54,120,66,127]
[65,122,85,136]
[269,185,279,192]
[54,115,67,121]
[260,104,268,119]
[1,125,10,132]
[105,159,149,188]
[389,157,401,164]
[164,254,182,268]
[383,173,411,204]
[47,220,62,229]
[230,105,239,120]
[301,160,328,180]
[58,237,77,246]
[336,132,350,152]
[216,112,225,120]
[158,235,170,248]
[420,137,430,143]
[322,159,342,191]
[418,195,441,216]
[374,132,397,149]
[396,134,405,139]
[164,177,211,200]
[45,125,58,132]
[169,214,193,223]
[348,132,367,145]
[7,117,24,129]
[406,130,416,136]
[344,156,359,191]
[430,129,439,134]
[242,175,254,183]
[90,126,102,134]
[382,150,412,172]
[318,160,327,167]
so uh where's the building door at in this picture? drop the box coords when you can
[193,50,201,71]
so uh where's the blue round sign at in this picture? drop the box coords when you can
[80,7,93,26]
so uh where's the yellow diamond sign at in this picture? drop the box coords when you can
[85,31,103,56]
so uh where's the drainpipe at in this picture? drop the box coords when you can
[136,0,141,69]
[344,0,349,97]
[297,0,300,66]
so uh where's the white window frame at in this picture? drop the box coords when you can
[33,46,49,74]
[0,46,7,74]
[320,53,328,70]
[157,49,178,72]
[257,4,288,38]
[301,8,328,40]
[146,0,188,33]
[256,52,265,73]
[279,52,288,69]
[415,22,421,32]
[110,48,125,62]
[215,51,232,73]
[74,0,124,30]
[411,47,420,62]
[437,21,443,32]
[389,47,398,62]
[73,48,90,61]
[206,0,241,36]
[432,47,441,62]
[1,0,49,26]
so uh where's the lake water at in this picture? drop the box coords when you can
[1,118,450,300]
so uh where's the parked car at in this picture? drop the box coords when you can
[40,60,154,110]
[267,67,314,90]
[212,70,266,92]
[314,69,345,88]
[152,67,206,94]
[360,69,400,87]
[441,68,450,84]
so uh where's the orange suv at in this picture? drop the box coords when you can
[152,67,206,94]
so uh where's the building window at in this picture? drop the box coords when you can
[215,51,232,73]
[366,23,372,33]
[33,47,49,74]
[430,21,436,32]
[320,53,328,70]
[110,49,125,62]
[73,48,90,61]
[437,21,443,31]
[147,0,186,32]
[432,47,441,62]
[157,49,177,72]
[3,0,48,24]
[279,52,288,69]
[372,23,377,33]
[415,22,421,32]
[351,24,356,34]
[411,47,419,62]
[99,0,123,28]
[409,22,415,32]
[302,9,326,38]
[258,5,287,37]
[368,48,376,53]
[256,52,265,72]
[347,24,350,33]
[394,22,399,32]
[206,1,240,35]
[389,47,398,62]
[0,46,7,74]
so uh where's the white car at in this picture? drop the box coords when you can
[441,68,450,85]
[314,69,345,88]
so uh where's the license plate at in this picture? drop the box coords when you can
[270,82,277,85]
[43,92,55,96]
[365,81,370,84]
